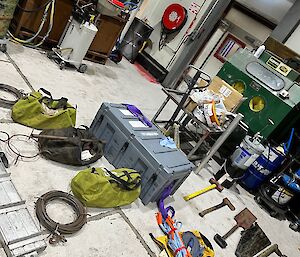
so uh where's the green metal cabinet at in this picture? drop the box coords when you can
[217,49,300,140]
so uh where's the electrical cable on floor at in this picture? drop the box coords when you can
[35,190,87,244]
[0,131,40,165]
[0,131,9,142]
[8,0,56,47]
[8,2,51,44]
[0,84,23,108]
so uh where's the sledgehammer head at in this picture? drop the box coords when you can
[209,178,223,192]
[223,198,235,211]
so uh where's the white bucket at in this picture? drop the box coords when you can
[231,135,265,170]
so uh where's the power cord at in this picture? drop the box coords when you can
[17,0,53,13]
[0,131,39,165]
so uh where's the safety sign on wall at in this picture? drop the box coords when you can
[189,1,202,15]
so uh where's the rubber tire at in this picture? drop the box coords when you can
[59,61,66,70]
[77,64,87,73]
[0,44,7,53]
[47,51,55,59]
[289,223,299,231]
[254,195,262,204]
[270,210,278,218]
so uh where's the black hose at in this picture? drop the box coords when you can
[17,0,54,13]
[0,84,23,108]
[36,191,87,235]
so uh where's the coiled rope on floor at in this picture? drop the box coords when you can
[35,190,87,243]
[0,84,23,108]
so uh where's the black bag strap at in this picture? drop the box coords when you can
[55,97,68,109]
[39,96,69,111]
[91,167,99,175]
[38,88,52,98]
[104,168,141,191]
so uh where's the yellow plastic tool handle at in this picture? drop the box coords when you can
[183,184,217,201]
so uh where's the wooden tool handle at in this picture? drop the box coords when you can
[199,202,225,217]
[257,244,286,257]
[31,134,105,144]
[222,224,239,240]
[183,184,217,201]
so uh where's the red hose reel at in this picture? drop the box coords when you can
[162,3,188,33]
[160,3,188,49]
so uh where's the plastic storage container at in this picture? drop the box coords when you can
[241,147,285,190]
[90,103,194,204]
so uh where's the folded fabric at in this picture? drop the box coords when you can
[123,104,152,127]
[160,137,176,149]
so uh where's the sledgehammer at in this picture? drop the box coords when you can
[199,198,235,217]
[183,178,223,201]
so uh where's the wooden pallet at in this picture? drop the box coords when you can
[85,51,108,65]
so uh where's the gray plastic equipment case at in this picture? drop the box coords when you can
[90,103,194,204]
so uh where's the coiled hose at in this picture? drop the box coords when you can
[8,0,56,47]
[36,191,87,242]
[0,84,23,108]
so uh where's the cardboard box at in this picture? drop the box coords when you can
[185,98,198,113]
[197,79,209,88]
[208,76,243,111]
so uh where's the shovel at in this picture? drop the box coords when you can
[214,208,257,249]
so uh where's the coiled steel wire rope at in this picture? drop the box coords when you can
[35,190,87,243]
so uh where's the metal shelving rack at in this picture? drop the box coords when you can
[152,65,243,172]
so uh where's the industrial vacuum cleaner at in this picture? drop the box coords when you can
[48,0,126,73]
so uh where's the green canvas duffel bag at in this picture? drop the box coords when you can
[11,88,76,129]
[71,167,141,208]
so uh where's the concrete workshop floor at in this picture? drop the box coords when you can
[0,42,299,257]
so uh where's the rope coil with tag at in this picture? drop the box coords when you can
[35,190,87,244]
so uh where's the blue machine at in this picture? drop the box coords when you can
[241,147,285,190]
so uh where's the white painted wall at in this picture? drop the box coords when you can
[190,7,273,78]
[236,0,295,24]
[225,8,272,42]
[191,27,226,78]
[285,25,300,54]
[136,0,214,70]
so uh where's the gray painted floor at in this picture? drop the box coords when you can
[0,43,299,257]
